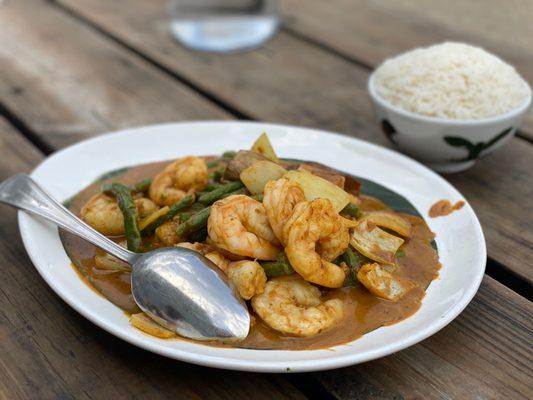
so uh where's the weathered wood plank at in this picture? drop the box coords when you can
[38,0,533,283]
[0,3,531,397]
[0,118,306,400]
[52,0,386,146]
[0,0,230,150]
[315,276,533,399]
[445,140,533,284]
[282,0,533,140]
[1,119,531,399]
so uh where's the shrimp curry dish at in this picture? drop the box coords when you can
[62,133,440,350]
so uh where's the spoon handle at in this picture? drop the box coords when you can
[0,174,137,264]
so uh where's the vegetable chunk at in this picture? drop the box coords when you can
[285,170,352,212]
[240,161,287,194]
[357,263,415,301]
[130,313,175,338]
[251,132,280,163]
[360,211,412,238]
[350,220,404,265]
[224,150,270,180]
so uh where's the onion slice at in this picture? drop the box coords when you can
[357,262,415,301]
[359,211,412,238]
[350,220,404,265]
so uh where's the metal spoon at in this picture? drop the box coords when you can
[0,174,250,341]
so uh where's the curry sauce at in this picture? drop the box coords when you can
[60,160,440,350]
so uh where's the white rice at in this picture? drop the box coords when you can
[373,42,531,120]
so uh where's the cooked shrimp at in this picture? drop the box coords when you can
[317,220,351,262]
[207,195,280,260]
[136,198,159,219]
[177,242,265,299]
[149,156,207,206]
[177,242,230,270]
[263,178,305,244]
[251,275,343,336]
[81,193,157,236]
[176,241,213,253]
[283,198,354,288]
[155,220,181,246]
[226,260,266,300]
[205,251,232,272]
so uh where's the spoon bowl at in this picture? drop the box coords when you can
[133,247,250,340]
[0,174,250,341]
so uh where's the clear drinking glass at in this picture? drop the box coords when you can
[169,0,279,53]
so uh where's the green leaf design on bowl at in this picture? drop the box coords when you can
[381,120,398,145]
[444,127,513,162]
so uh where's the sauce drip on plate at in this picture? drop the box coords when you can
[429,199,465,218]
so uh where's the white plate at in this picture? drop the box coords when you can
[19,121,486,373]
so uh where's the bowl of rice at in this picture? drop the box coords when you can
[368,42,531,172]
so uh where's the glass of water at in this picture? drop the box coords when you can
[169,0,279,53]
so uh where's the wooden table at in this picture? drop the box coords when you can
[0,1,531,398]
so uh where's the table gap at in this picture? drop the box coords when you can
[0,101,54,155]
[49,0,253,121]
[281,25,373,70]
[486,259,532,301]
[50,0,533,146]
[285,374,338,400]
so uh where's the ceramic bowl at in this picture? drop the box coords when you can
[368,73,532,173]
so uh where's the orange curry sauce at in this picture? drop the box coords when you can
[60,160,440,350]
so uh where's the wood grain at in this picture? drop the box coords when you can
[0,1,531,396]
[52,0,386,146]
[26,0,533,283]
[1,119,531,398]
[282,0,533,140]
[0,0,229,150]
[0,119,305,400]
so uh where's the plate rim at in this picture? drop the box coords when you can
[18,120,486,372]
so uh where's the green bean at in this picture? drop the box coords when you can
[178,203,207,223]
[252,194,264,202]
[142,195,194,235]
[176,186,248,238]
[222,150,237,159]
[341,203,360,218]
[210,168,225,182]
[342,246,369,286]
[102,178,152,195]
[197,181,244,204]
[224,187,248,198]
[176,207,212,238]
[130,178,152,193]
[204,182,223,191]
[179,211,194,223]
[188,202,207,212]
[197,182,232,197]
[260,252,294,277]
[107,183,141,252]
[189,227,208,242]
[206,159,220,169]
[332,255,343,265]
